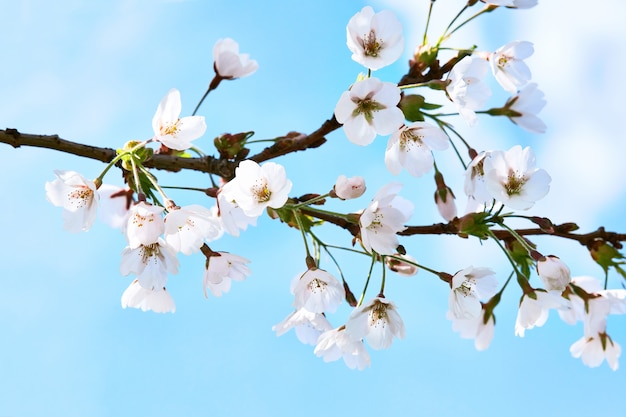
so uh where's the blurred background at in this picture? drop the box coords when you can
[1,1,625,416]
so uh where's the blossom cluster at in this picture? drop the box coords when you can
[45,41,287,312]
[42,2,626,373]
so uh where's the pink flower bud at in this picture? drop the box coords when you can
[334,175,366,200]
[386,253,418,276]
[435,187,457,221]
[434,171,457,221]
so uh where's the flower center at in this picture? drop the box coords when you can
[360,29,383,57]
[457,276,476,297]
[369,301,388,327]
[497,54,511,69]
[351,95,386,124]
[140,243,163,265]
[471,159,486,181]
[505,170,526,196]
[161,120,180,136]
[251,178,272,203]
[68,186,93,209]
[366,213,384,233]
[399,128,424,152]
[307,278,328,294]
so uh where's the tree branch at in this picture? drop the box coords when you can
[0,128,237,176]
[249,115,341,164]
[1,119,341,179]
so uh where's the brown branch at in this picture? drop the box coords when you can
[299,206,360,237]
[296,203,626,250]
[0,128,237,177]
[1,118,341,179]
[401,223,626,248]
[1,128,117,162]
[249,115,341,164]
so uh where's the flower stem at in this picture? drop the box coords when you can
[95,139,151,184]
[444,6,493,41]
[294,210,312,259]
[358,251,378,307]
[487,229,527,281]
[423,0,436,45]
[129,154,144,200]
[139,165,172,207]
[309,231,347,282]
[386,253,441,277]
[378,256,387,297]
[399,82,432,90]
[293,205,352,221]
[192,75,222,116]
[291,193,331,209]
[437,4,469,46]
[430,117,468,170]
[496,220,536,254]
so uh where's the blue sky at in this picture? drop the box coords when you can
[1,1,626,416]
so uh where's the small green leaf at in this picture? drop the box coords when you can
[399,94,425,122]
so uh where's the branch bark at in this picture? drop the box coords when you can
[1,120,340,179]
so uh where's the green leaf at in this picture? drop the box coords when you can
[590,240,626,278]
[399,94,425,122]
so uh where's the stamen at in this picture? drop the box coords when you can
[360,29,383,57]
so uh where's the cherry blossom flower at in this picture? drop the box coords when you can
[464,151,494,211]
[446,56,492,126]
[489,40,534,93]
[164,205,223,255]
[559,276,626,326]
[216,182,258,237]
[121,279,176,314]
[272,308,333,346]
[450,310,495,351]
[346,6,404,71]
[334,77,404,146]
[120,238,179,291]
[556,277,624,370]
[126,202,165,249]
[359,182,413,255]
[385,122,449,177]
[45,170,99,232]
[505,83,547,134]
[570,333,621,371]
[228,160,292,218]
[333,175,366,200]
[203,252,251,298]
[515,290,570,337]
[291,268,345,314]
[152,88,206,151]
[97,184,131,230]
[345,297,405,350]
[447,266,498,320]
[483,145,551,210]
[536,255,571,293]
[314,326,371,370]
[213,38,258,79]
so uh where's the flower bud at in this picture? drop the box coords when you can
[214,131,253,160]
[333,175,366,200]
[434,171,457,221]
[536,255,571,293]
[386,253,418,277]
